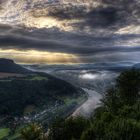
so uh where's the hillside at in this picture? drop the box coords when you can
[0,58,32,74]
[133,63,140,69]
[0,59,86,139]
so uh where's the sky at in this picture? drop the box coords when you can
[0,0,140,64]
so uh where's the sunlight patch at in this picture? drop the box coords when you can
[0,49,79,64]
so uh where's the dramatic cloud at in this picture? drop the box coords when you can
[0,0,140,64]
[0,25,139,63]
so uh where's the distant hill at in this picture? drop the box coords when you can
[133,63,140,69]
[0,58,32,74]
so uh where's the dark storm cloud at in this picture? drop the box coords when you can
[0,1,140,64]
[0,28,140,56]
[37,0,140,30]
[0,0,140,64]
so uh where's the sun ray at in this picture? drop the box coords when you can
[0,49,80,64]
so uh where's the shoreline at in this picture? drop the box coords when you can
[72,88,102,117]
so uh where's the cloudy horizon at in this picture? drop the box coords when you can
[0,0,140,64]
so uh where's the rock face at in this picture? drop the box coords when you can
[0,58,32,74]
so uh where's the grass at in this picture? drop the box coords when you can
[7,125,25,140]
[64,94,87,105]
[0,72,24,78]
[30,76,47,81]
[0,128,10,139]
[8,133,21,140]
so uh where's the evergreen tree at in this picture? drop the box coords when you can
[21,123,47,140]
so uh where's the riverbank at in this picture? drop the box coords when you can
[72,88,102,117]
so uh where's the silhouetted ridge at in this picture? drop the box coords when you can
[133,63,140,69]
[0,58,32,74]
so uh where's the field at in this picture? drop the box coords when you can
[0,128,10,139]
[0,72,24,78]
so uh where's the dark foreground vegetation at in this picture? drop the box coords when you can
[20,69,140,140]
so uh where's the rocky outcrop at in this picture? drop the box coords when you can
[0,58,32,74]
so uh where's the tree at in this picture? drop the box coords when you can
[101,88,121,113]
[116,69,140,104]
[48,117,89,140]
[81,127,96,140]
[105,118,140,140]
[21,123,47,140]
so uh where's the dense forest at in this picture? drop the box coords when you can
[20,69,140,140]
[0,72,86,138]
[0,73,79,116]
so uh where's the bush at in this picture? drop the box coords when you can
[48,117,89,140]
[21,123,47,140]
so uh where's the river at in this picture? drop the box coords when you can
[25,67,117,117]
[72,88,102,117]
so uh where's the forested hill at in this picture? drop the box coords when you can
[0,59,86,140]
[0,58,32,74]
